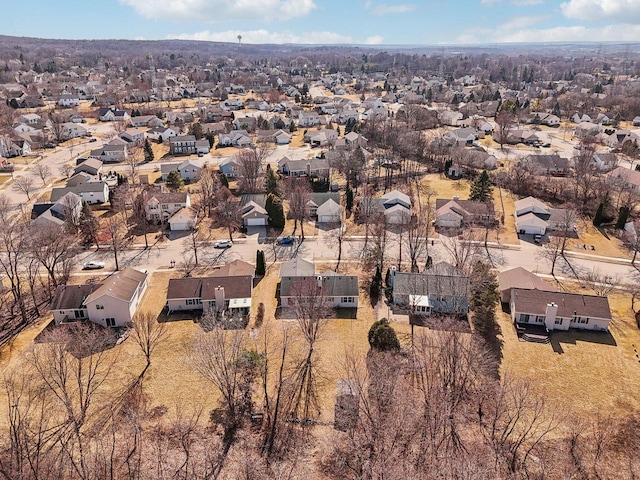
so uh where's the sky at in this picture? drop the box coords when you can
[3,0,640,45]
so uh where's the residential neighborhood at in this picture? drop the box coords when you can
[1,29,640,480]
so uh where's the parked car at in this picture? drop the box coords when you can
[276,235,295,245]
[82,261,106,270]
[89,138,97,142]
[214,240,233,249]
[534,234,542,243]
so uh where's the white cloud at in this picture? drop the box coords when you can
[119,0,316,22]
[481,0,502,5]
[560,0,640,23]
[492,22,640,42]
[369,3,414,14]
[168,29,382,45]
[498,14,546,30]
[364,35,385,44]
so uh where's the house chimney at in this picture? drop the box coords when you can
[453,195,459,201]
[317,276,323,288]
[214,286,225,311]
[544,302,558,331]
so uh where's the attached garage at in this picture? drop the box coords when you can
[246,216,267,226]
[317,199,343,224]
[515,212,547,235]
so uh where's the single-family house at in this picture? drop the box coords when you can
[256,129,292,145]
[58,94,81,108]
[316,198,343,224]
[592,152,618,171]
[146,191,191,222]
[168,206,198,231]
[195,139,211,154]
[120,128,145,146]
[497,267,558,304]
[166,275,252,317]
[218,157,241,177]
[233,116,258,132]
[18,113,41,125]
[240,197,268,227]
[519,154,570,176]
[61,122,88,140]
[146,127,177,142]
[50,181,110,205]
[74,158,103,177]
[435,197,495,229]
[608,166,640,192]
[89,143,127,163]
[444,127,477,146]
[391,262,470,316]
[130,115,164,128]
[169,135,197,155]
[510,289,611,332]
[31,192,83,228]
[98,107,130,122]
[278,156,330,178]
[218,130,252,147]
[279,272,359,309]
[308,129,338,147]
[298,111,324,127]
[514,196,574,235]
[51,268,148,328]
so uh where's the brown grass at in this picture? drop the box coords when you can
[498,290,640,419]
[574,218,629,258]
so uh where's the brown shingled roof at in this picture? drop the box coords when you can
[511,288,612,320]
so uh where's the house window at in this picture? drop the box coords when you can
[536,316,544,323]
[555,318,563,325]
[520,314,530,322]
[341,297,355,304]
[74,310,85,319]
[96,304,104,310]
[186,298,202,306]
[105,318,116,327]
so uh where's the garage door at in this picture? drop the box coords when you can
[246,218,266,226]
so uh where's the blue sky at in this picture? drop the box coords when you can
[4,0,640,44]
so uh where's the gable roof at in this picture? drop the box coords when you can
[51,283,102,311]
[211,260,255,278]
[86,268,147,303]
[511,288,612,320]
[498,267,558,294]
[279,257,315,278]
[279,274,359,298]
[201,276,253,301]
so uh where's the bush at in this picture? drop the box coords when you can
[368,318,400,352]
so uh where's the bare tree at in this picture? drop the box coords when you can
[132,311,167,372]
[48,112,68,144]
[31,163,52,186]
[572,138,599,213]
[284,178,311,240]
[60,163,75,179]
[29,223,78,291]
[441,230,482,275]
[213,187,241,241]
[495,110,516,151]
[579,268,621,296]
[12,175,37,200]
[283,277,331,426]
[198,167,217,216]
[104,211,129,271]
[359,219,388,274]
[125,145,143,184]
[237,145,272,194]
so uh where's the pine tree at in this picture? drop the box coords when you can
[218,172,229,188]
[144,139,154,162]
[615,206,630,230]
[266,194,285,228]
[166,170,184,191]
[368,318,400,352]
[256,250,266,276]
[265,164,279,196]
[593,202,604,226]
[469,170,493,202]
[345,185,354,212]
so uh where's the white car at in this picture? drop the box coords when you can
[214,240,233,249]
[83,261,106,270]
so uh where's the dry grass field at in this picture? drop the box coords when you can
[498,290,640,420]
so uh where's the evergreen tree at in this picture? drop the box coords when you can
[266,193,285,228]
[218,172,229,188]
[616,206,630,230]
[469,170,493,202]
[593,202,604,226]
[289,120,296,133]
[368,318,400,352]
[144,139,154,162]
[256,250,266,276]
[166,170,184,191]
[345,185,354,212]
[265,164,279,196]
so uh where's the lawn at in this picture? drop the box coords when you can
[498,290,640,419]
[574,217,629,259]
